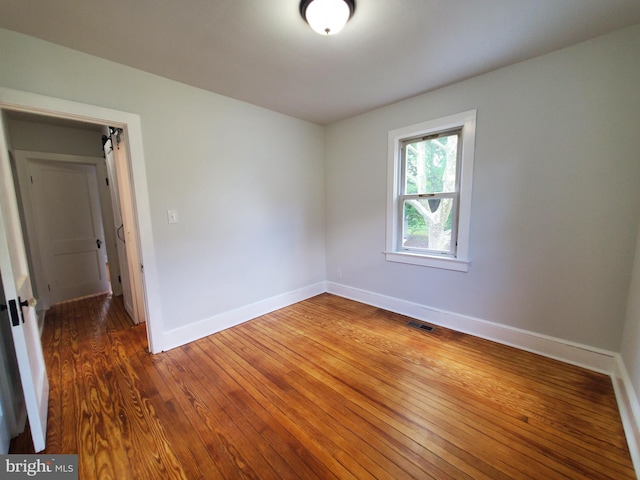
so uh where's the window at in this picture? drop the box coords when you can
[386,110,476,271]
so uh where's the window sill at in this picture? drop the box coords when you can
[384,251,470,272]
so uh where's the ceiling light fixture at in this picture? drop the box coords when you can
[300,0,355,36]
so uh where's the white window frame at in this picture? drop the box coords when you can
[385,110,476,272]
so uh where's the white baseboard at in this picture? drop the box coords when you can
[326,282,617,374]
[612,356,640,476]
[163,280,618,373]
[162,282,326,351]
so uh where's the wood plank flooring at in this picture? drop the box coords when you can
[10,293,635,479]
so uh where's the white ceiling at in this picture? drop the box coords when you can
[1,0,640,125]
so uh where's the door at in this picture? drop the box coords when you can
[111,130,145,325]
[104,134,135,320]
[0,141,49,453]
[29,160,110,304]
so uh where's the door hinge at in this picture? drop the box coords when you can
[106,178,109,186]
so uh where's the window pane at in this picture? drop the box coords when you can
[404,133,458,195]
[402,198,454,253]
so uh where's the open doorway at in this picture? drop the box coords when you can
[0,87,162,355]
[5,114,140,326]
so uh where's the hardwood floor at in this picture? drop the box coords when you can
[10,293,635,479]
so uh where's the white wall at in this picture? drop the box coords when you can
[1,24,639,355]
[0,28,326,333]
[6,119,103,157]
[325,24,640,352]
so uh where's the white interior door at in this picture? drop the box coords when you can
[29,160,110,304]
[0,127,49,452]
[112,131,145,325]
[104,135,135,320]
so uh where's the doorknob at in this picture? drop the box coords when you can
[97,239,102,249]
[18,297,37,324]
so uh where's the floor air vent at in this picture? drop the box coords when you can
[407,321,435,332]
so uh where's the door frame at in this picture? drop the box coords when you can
[0,87,164,353]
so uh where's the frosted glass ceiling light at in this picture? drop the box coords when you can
[300,0,355,35]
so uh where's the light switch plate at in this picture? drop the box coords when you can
[167,209,178,224]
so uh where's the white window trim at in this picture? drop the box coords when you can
[385,110,476,272]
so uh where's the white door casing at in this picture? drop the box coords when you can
[0,115,49,452]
